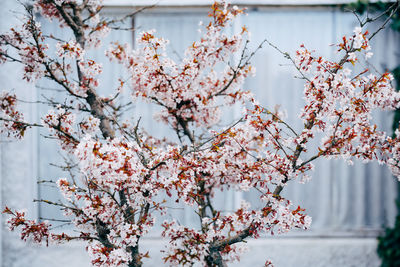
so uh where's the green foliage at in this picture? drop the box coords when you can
[377,205,400,267]
[348,0,393,13]
[348,1,400,31]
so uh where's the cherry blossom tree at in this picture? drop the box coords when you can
[1,0,400,266]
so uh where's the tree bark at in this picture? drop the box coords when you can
[205,247,227,267]
[128,245,142,267]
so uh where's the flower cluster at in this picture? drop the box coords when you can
[293,30,400,179]
[106,3,253,132]
[68,135,180,265]
[56,40,85,61]
[34,0,104,25]
[86,16,111,48]
[80,115,101,134]
[42,106,78,150]
[0,92,26,138]
[0,18,48,82]
[162,197,310,266]
[3,207,50,245]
